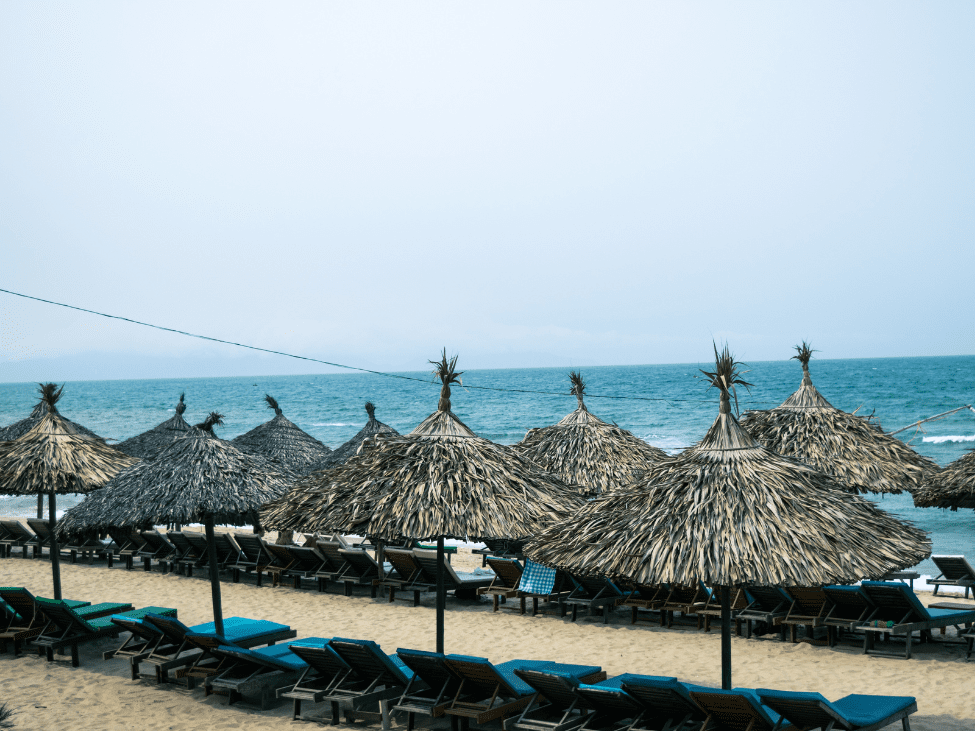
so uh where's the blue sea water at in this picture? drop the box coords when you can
[2,355,973,578]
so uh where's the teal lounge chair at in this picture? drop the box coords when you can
[561,574,624,624]
[859,581,975,659]
[758,688,916,731]
[32,599,173,667]
[505,666,616,731]
[137,614,296,684]
[394,648,469,729]
[620,676,710,731]
[444,655,602,730]
[324,638,416,727]
[822,585,876,647]
[738,586,792,639]
[571,674,655,730]
[687,688,782,731]
[278,641,354,721]
[0,588,94,656]
[204,637,329,710]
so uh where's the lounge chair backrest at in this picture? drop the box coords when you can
[211,643,304,672]
[932,555,975,582]
[619,676,704,724]
[384,548,422,582]
[289,545,326,571]
[570,574,621,599]
[485,557,524,589]
[110,615,162,642]
[756,689,846,730]
[26,519,52,540]
[329,638,411,687]
[665,584,702,604]
[1,520,35,541]
[573,682,644,717]
[338,548,379,578]
[318,541,352,572]
[265,542,296,566]
[746,586,790,611]
[784,586,829,616]
[167,532,194,555]
[144,613,192,645]
[823,585,872,616]
[184,532,209,554]
[0,588,37,624]
[513,668,585,710]
[234,533,266,562]
[518,560,558,595]
[214,534,242,563]
[34,597,96,634]
[288,643,353,679]
[395,648,460,694]
[688,689,779,731]
[413,549,480,587]
[860,582,928,622]
[445,655,525,698]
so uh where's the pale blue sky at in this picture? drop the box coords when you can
[1,2,973,382]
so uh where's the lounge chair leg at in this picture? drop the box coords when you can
[345,583,352,597]
[905,632,912,660]
[532,598,538,616]
[520,597,526,615]
[493,595,499,612]
[71,644,79,667]
[408,712,415,731]
[603,605,609,624]
[388,587,396,603]
[631,606,637,625]
[413,591,420,607]
[293,698,302,720]
[571,605,578,622]
[331,701,341,725]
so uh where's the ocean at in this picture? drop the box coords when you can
[2,355,973,582]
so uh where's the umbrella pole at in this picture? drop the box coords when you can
[376,538,385,588]
[204,516,225,636]
[48,488,62,600]
[436,535,445,654]
[721,585,731,690]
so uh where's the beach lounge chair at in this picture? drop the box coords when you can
[444,655,603,730]
[618,675,710,731]
[279,545,327,590]
[737,586,791,639]
[394,648,471,729]
[779,586,832,643]
[694,586,749,633]
[479,558,525,611]
[25,519,53,558]
[107,529,146,570]
[136,614,296,684]
[319,638,417,727]
[758,688,917,731]
[930,555,975,599]
[32,598,172,667]
[279,641,357,721]
[338,548,387,597]
[104,615,175,673]
[233,533,274,586]
[314,538,354,592]
[0,588,95,656]
[822,585,877,647]
[619,583,667,622]
[567,673,654,730]
[137,530,177,572]
[203,637,330,709]
[165,531,201,575]
[655,582,708,629]
[262,542,298,587]
[687,688,782,731]
[382,549,436,606]
[516,560,573,617]
[858,581,975,659]
[561,574,624,624]
[473,538,526,567]
[61,532,109,565]
[0,520,36,558]
[504,665,612,731]
[413,549,495,602]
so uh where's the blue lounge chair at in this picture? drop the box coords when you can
[562,574,624,624]
[822,585,876,647]
[620,676,709,731]
[32,599,173,667]
[278,641,355,721]
[203,637,329,709]
[444,654,602,730]
[505,665,613,731]
[137,614,296,684]
[571,674,656,729]
[687,688,782,731]
[323,638,416,727]
[758,688,917,731]
[394,648,470,729]
[859,581,975,659]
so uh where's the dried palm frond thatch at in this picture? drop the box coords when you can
[0,383,102,442]
[913,449,975,511]
[230,395,332,475]
[515,371,668,495]
[739,342,937,494]
[310,402,400,471]
[115,393,194,459]
[260,351,585,543]
[526,344,931,588]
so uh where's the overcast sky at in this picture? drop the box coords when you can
[1,2,972,383]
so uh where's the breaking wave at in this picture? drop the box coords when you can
[922,435,975,444]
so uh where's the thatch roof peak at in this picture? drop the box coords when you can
[411,409,477,439]
[116,393,195,459]
[700,344,752,416]
[792,341,816,385]
[38,382,64,411]
[430,350,463,413]
[195,412,224,432]
[230,399,331,475]
[265,394,283,416]
[307,402,400,472]
[569,371,587,412]
[0,410,138,496]
[365,401,376,421]
[57,429,293,535]
[0,383,102,443]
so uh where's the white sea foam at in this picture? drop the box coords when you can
[311,422,356,427]
[922,434,975,444]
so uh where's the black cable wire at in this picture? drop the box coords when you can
[0,286,783,405]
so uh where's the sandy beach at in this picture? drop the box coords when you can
[1,544,973,731]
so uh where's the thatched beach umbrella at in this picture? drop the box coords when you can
[57,412,292,635]
[116,393,194,460]
[739,343,937,495]
[913,450,975,511]
[261,351,586,652]
[231,395,332,475]
[310,401,400,471]
[515,371,668,495]
[0,385,138,599]
[0,383,105,517]
[526,345,930,689]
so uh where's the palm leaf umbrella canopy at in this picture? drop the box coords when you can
[261,351,586,652]
[231,395,332,475]
[57,412,292,634]
[310,401,400,471]
[526,345,930,690]
[739,343,937,495]
[515,371,668,495]
[913,449,975,511]
[115,393,194,459]
[0,384,138,600]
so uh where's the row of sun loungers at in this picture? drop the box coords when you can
[0,591,923,730]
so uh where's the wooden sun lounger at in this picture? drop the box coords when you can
[619,676,710,731]
[263,542,298,588]
[26,519,53,558]
[516,561,573,616]
[413,549,495,602]
[107,529,146,570]
[737,586,791,639]
[695,586,749,633]
[858,581,975,659]
[323,638,417,727]
[338,548,386,597]
[279,642,355,721]
[778,586,832,643]
[204,637,330,710]
[33,599,171,667]
[314,540,353,591]
[0,520,36,558]
[394,648,469,729]
[619,583,667,625]
[822,585,877,646]
[562,575,623,624]
[232,533,273,585]
[478,557,524,611]
[0,588,94,656]
[655,582,708,628]
[165,531,200,575]
[930,555,975,599]
[507,666,611,731]
[382,549,436,606]
[759,688,917,731]
[137,530,177,572]
[688,688,782,731]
